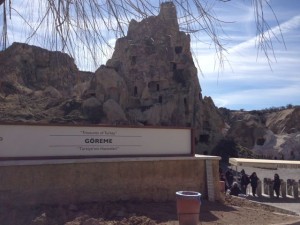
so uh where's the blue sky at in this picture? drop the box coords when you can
[1,0,299,110]
[193,0,300,110]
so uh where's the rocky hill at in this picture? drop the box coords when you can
[0,2,225,154]
[0,2,299,159]
[218,106,300,160]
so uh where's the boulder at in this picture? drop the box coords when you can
[82,97,103,123]
[103,99,128,124]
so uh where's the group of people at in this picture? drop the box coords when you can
[220,168,281,198]
[228,169,259,197]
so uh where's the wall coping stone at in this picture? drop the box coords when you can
[0,154,220,167]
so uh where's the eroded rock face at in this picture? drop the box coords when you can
[92,2,225,152]
[0,42,78,95]
[256,107,300,159]
[252,131,300,160]
[0,3,225,153]
[102,2,202,129]
[0,42,91,123]
[225,111,267,149]
[266,108,300,134]
[222,107,300,160]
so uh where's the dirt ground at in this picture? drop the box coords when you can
[1,195,300,225]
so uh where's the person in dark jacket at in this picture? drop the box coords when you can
[240,169,250,194]
[225,169,234,188]
[273,173,281,198]
[250,172,259,196]
[230,182,241,196]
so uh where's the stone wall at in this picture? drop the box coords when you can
[0,156,221,205]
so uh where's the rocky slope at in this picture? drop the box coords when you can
[0,42,93,124]
[219,106,300,160]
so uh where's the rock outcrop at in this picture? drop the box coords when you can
[0,2,225,154]
[220,107,300,160]
[0,42,94,123]
[266,108,300,134]
[0,42,78,95]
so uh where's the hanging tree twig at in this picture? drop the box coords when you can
[0,0,285,71]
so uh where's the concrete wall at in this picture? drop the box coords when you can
[0,155,221,205]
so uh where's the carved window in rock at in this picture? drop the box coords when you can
[184,98,187,105]
[90,92,96,97]
[173,69,185,86]
[199,134,209,144]
[131,56,137,66]
[134,86,138,96]
[170,62,177,71]
[159,96,162,103]
[184,97,189,114]
[148,81,160,92]
[256,137,265,146]
[175,46,183,54]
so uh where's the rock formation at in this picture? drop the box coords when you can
[0,2,225,154]
[0,42,91,123]
[220,107,300,160]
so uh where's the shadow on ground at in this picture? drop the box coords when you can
[247,195,300,204]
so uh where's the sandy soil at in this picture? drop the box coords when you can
[1,195,300,225]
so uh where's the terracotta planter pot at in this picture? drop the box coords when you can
[176,191,201,225]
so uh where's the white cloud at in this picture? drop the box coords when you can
[197,10,300,110]
[229,15,300,54]
[193,13,300,74]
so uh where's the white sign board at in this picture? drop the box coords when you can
[0,124,192,159]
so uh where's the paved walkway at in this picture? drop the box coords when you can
[247,195,300,216]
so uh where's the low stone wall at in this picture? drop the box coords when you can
[260,178,299,199]
[0,155,221,205]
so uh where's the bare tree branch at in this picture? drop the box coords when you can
[0,0,285,71]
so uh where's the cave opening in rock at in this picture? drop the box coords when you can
[199,134,209,144]
[256,137,265,146]
[134,86,138,96]
[175,46,182,54]
[131,56,137,65]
